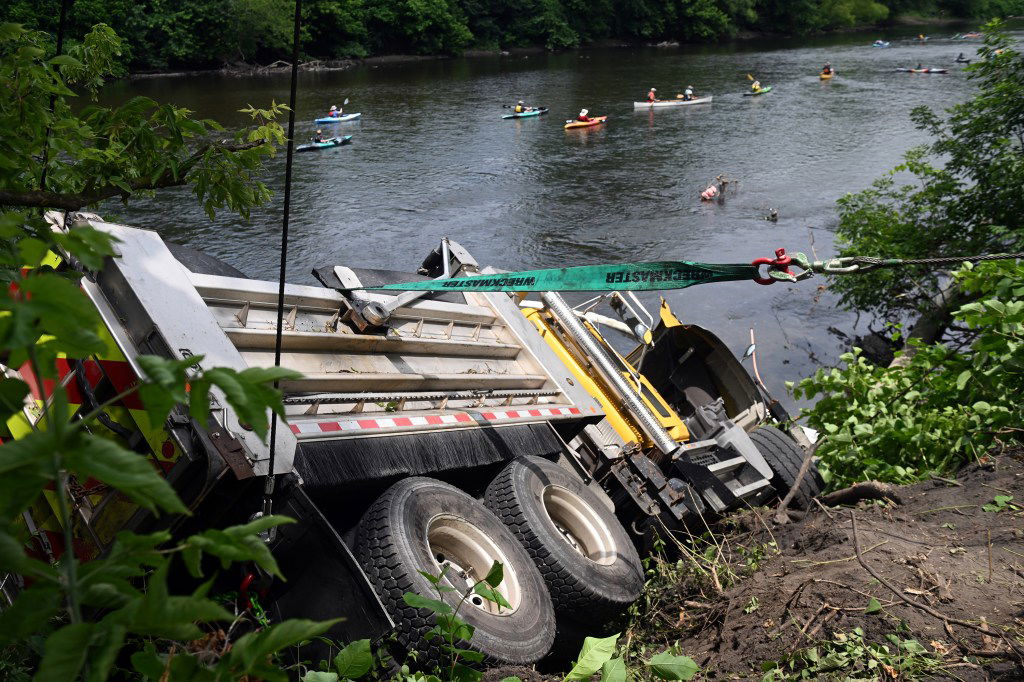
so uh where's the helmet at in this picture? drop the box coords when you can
[651,87,657,91]
[330,105,337,110]
[518,100,524,104]
[687,85,693,89]
[316,129,322,133]
[580,108,589,116]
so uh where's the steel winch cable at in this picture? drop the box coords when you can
[264,0,303,521]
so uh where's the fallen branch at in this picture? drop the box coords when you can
[849,511,1024,661]
[821,481,903,507]
[774,441,819,524]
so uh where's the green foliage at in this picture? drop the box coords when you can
[981,494,1020,512]
[6,0,1016,68]
[761,628,940,680]
[830,23,1024,331]
[795,261,1024,488]
[0,22,286,219]
[0,20,332,682]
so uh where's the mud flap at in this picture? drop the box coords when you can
[268,479,393,643]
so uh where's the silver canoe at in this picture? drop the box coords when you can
[633,95,713,108]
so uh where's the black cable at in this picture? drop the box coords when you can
[38,0,73,198]
[264,0,302,518]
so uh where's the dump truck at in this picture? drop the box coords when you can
[4,212,822,664]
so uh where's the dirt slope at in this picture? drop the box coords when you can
[670,453,1024,679]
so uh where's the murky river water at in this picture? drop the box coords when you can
[98,26,1017,410]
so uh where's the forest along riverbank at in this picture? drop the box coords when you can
[98,26,1019,408]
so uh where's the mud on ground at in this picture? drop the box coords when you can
[624,452,1024,680]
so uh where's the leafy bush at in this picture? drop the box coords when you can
[794,261,1024,488]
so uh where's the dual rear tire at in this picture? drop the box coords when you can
[353,457,643,666]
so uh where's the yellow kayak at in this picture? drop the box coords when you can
[820,72,834,80]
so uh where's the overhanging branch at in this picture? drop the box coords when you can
[0,140,265,211]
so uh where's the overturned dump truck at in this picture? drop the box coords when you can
[7,213,822,664]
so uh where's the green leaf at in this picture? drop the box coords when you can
[564,633,619,680]
[193,366,301,440]
[865,597,882,614]
[228,618,341,675]
[0,584,60,646]
[483,559,503,587]
[0,377,29,422]
[601,657,628,682]
[451,663,483,682]
[333,638,373,679]
[473,582,511,610]
[403,591,453,615]
[64,433,188,515]
[34,622,95,682]
[646,651,699,680]
[183,516,294,580]
[955,370,971,391]
[305,673,340,682]
[85,622,127,682]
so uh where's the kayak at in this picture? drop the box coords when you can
[632,95,713,108]
[297,135,352,152]
[819,72,834,80]
[314,113,361,124]
[502,107,549,119]
[564,116,607,129]
[896,67,948,73]
[743,85,773,96]
[872,41,890,47]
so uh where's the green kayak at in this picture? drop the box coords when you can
[743,85,773,96]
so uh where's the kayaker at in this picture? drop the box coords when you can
[328,105,340,118]
[821,62,832,75]
[683,85,694,101]
[751,79,761,92]
[916,62,923,70]
[312,129,325,143]
[576,108,592,122]
[647,87,657,102]
[514,100,529,113]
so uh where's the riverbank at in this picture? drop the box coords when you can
[125,17,990,80]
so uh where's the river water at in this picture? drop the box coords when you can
[98,26,1013,410]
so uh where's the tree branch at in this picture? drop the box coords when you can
[0,140,265,211]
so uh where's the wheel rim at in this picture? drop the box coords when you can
[426,515,522,615]
[542,485,617,566]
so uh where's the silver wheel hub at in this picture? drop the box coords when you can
[426,515,521,615]
[542,485,617,566]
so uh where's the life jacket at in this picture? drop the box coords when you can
[578,115,590,122]
[515,105,524,113]
[647,91,656,101]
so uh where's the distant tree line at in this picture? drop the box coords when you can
[3,0,1021,70]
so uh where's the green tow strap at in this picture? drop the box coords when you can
[359,261,760,293]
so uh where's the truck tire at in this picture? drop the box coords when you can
[749,426,823,509]
[354,477,556,666]
[484,456,644,621]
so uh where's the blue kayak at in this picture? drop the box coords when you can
[314,113,361,124]
[502,107,549,119]
[297,136,352,153]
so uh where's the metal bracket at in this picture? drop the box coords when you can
[209,430,255,480]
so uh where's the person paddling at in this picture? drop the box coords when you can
[328,104,341,118]
[682,85,694,101]
[751,79,761,92]
[646,87,657,102]
[514,99,531,113]
[821,62,832,75]
[312,129,325,143]
[576,108,592,122]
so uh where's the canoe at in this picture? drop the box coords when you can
[632,95,713,108]
[896,68,948,73]
[742,85,773,96]
[872,41,890,47]
[819,72,834,80]
[502,107,549,119]
[564,115,607,129]
[314,113,362,124]
[297,136,352,152]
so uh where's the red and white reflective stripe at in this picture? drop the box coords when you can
[289,406,582,435]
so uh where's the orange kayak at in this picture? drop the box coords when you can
[564,116,607,129]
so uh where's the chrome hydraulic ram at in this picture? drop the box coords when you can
[541,292,678,455]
